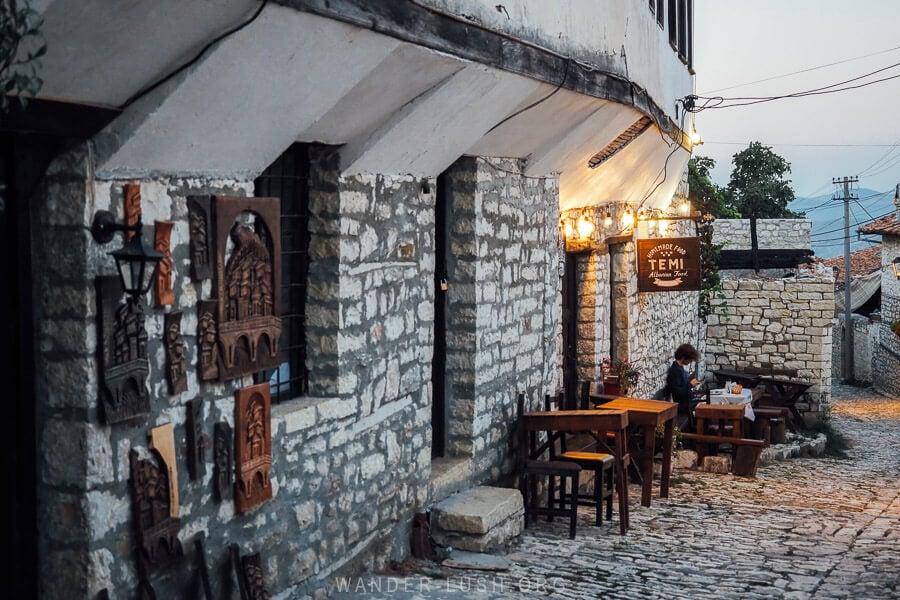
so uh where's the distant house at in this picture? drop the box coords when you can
[817,245,883,317]
[858,202,900,396]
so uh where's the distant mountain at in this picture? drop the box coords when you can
[789,188,895,259]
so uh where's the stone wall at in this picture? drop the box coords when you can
[830,314,876,383]
[33,143,437,598]
[560,173,703,399]
[712,219,812,250]
[872,235,900,397]
[32,144,568,598]
[704,273,834,420]
[442,157,562,482]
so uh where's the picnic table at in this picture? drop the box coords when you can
[756,376,813,432]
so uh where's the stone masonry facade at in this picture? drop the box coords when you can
[704,274,834,420]
[713,218,812,250]
[32,143,570,598]
[560,172,703,400]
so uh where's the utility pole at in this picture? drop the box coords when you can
[833,176,858,382]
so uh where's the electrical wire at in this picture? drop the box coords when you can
[121,0,269,109]
[856,136,900,176]
[699,44,900,94]
[809,208,896,239]
[684,60,900,112]
[485,58,571,134]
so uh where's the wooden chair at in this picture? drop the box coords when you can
[544,390,615,527]
[517,393,581,539]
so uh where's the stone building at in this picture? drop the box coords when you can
[859,195,900,397]
[707,219,834,421]
[2,1,699,597]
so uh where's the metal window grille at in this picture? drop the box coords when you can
[253,143,310,401]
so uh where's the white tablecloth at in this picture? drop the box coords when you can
[708,388,755,421]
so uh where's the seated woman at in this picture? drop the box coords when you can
[666,343,703,431]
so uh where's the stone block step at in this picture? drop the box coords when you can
[430,486,524,553]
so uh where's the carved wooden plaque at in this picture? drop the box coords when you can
[186,398,206,482]
[188,196,213,281]
[234,383,273,513]
[129,448,182,574]
[164,311,187,395]
[95,276,151,424]
[231,544,271,600]
[214,421,233,502]
[124,183,142,242]
[154,220,175,307]
[212,195,282,380]
[149,423,179,517]
[197,300,219,381]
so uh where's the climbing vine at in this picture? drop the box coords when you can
[1,0,46,110]
[697,213,726,322]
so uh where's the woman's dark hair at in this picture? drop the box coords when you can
[674,343,701,362]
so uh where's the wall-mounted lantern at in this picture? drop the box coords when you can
[893,257,900,280]
[91,210,163,302]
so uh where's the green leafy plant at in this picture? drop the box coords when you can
[891,320,900,337]
[1,0,47,111]
[601,357,642,395]
[696,212,728,322]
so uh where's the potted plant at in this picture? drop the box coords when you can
[601,357,642,396]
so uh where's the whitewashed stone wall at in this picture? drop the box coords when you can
[32,144,568,598]
[713,219,811,250]
[441,157,562,482]
[705,274,834,420]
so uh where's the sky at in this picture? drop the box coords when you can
[692,0,900,202]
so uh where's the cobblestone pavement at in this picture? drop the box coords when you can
[324,382,899,599]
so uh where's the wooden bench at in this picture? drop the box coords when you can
[680,433,765,477]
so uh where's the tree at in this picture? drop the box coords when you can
[724,142,800,218]
[688,155,738,218]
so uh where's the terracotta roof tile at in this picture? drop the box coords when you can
[859,213,900,235]
[813,245,883,284]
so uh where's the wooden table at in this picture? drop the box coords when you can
[522,409,631,534]
[590,397,678,508]
[757,376,813,432]
[711,369,762,389]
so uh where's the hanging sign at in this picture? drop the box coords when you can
[637,237,702,292]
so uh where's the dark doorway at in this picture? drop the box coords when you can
[609,242,629,362]
[561,252,581,406]
[431,173,449,458]
[2,133,40,600]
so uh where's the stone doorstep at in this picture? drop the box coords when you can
[430,486,524,553]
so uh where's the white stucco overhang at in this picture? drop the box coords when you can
[22,0,693,212]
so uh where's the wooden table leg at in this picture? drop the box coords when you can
[660,419,673,499]
[641,425,655,507]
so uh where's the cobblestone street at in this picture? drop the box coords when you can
[326,382,900,599]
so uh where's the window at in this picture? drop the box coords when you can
[667,0,693,69]
[656,0,665,28]
[253,144,310,402]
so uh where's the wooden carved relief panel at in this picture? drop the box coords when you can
[231,544,271,600]
[212,195,281,381]
[96,276,150,424]
[213,422,233,501]
[124,183,142,241]
[154,220,174,307]
[164,311,187,395]
[197,300,219,381]
[129,448,183,575]
[234,383,272,513]
[188,196,213,281]
[186,398,206,482]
